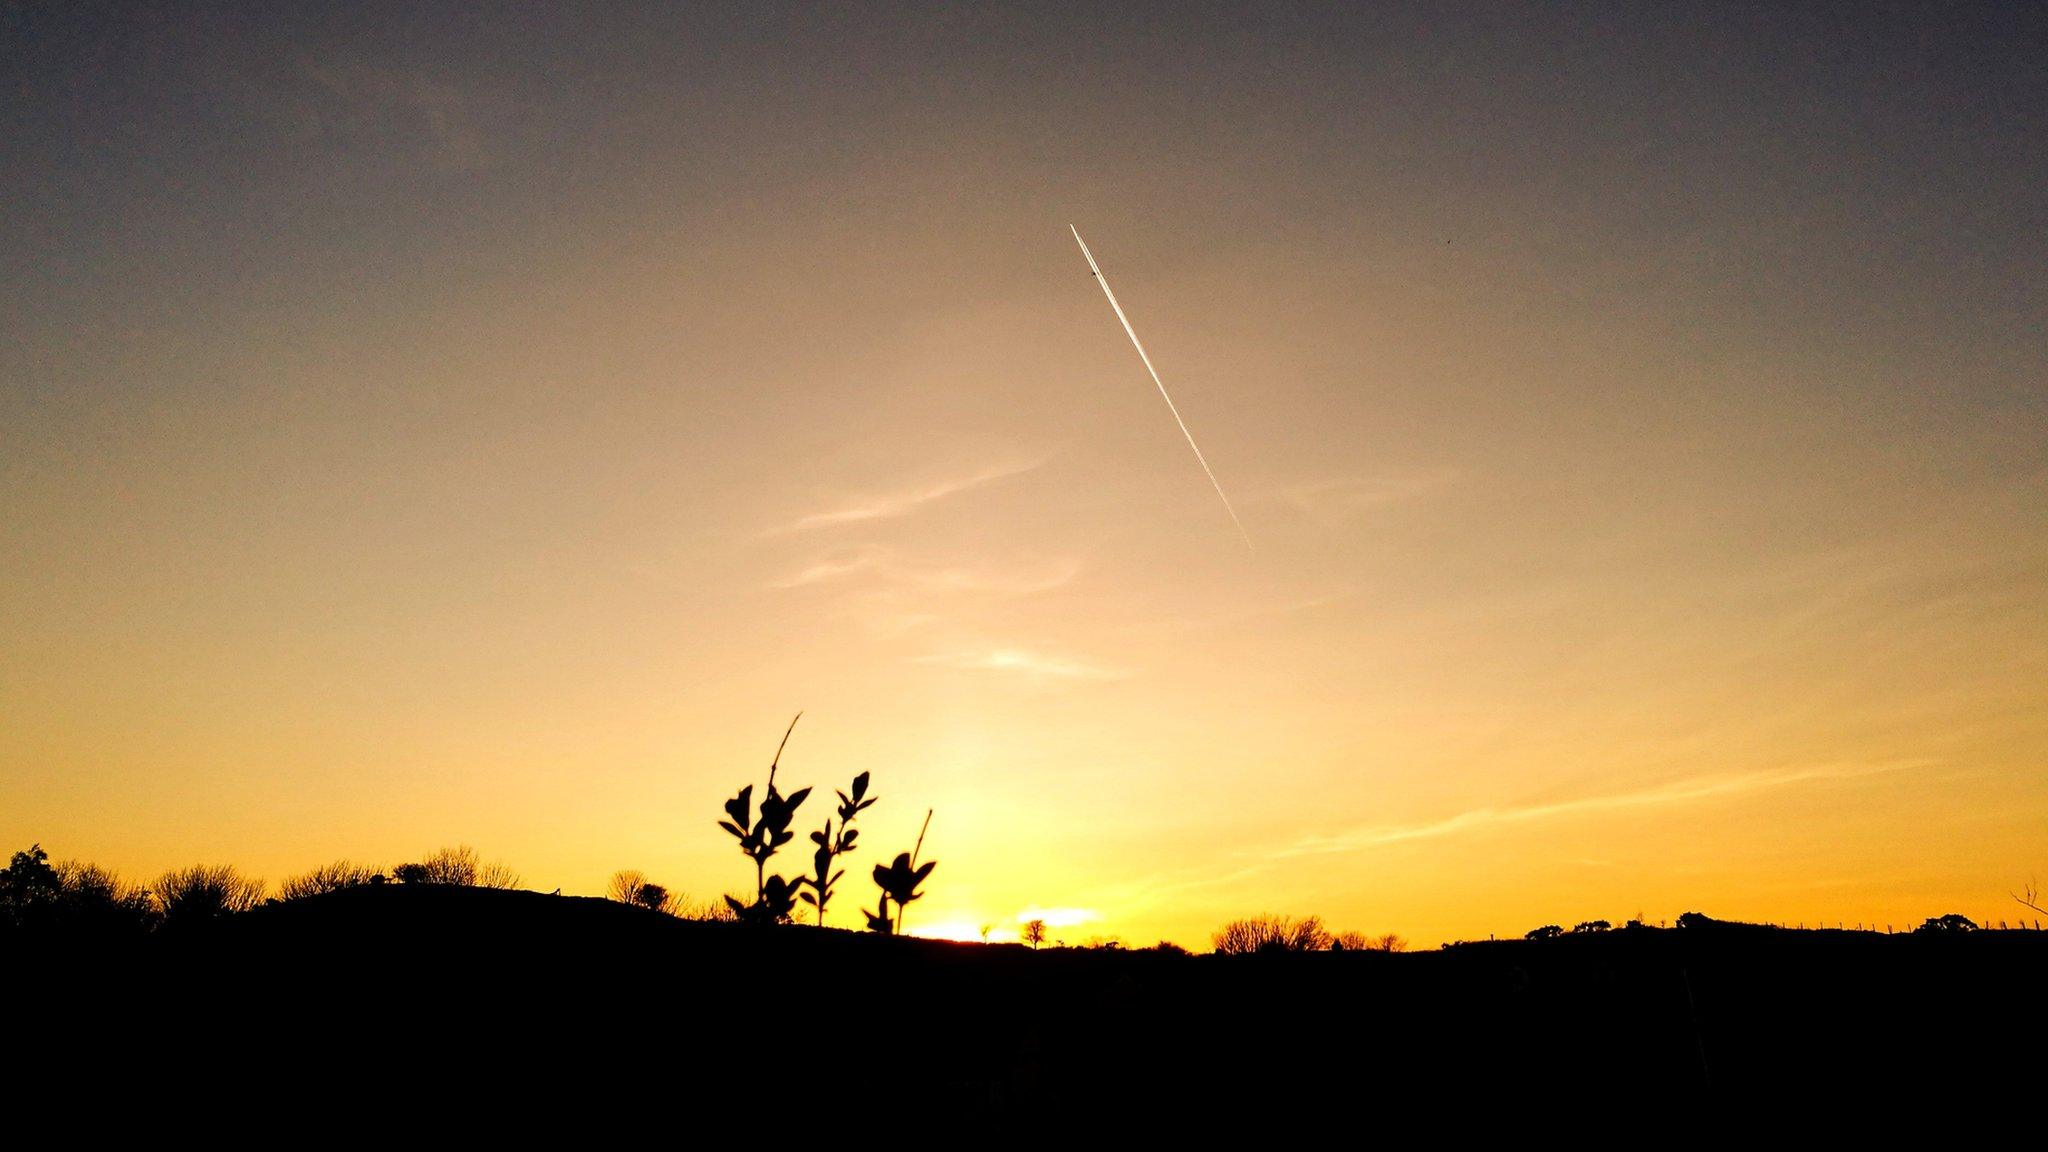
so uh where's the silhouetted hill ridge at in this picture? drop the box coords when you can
[15,884,2038,1123]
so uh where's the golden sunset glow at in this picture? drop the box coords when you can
[4,7,2043,951]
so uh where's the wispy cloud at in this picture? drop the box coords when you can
[771,545,1081,595]
[1094,760,1925,913]
[770,459,1046,535]
[1271,760,1923,859]
[916,648,1129,680]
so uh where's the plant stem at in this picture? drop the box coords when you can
[897,808,933,935]
[767,711,802,792]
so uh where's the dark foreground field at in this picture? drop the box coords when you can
[17,886,2040,1126]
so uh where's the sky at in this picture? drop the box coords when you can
[3,3,2044,947]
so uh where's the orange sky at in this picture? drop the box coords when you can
[3,6,2043,946]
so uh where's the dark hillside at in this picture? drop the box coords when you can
[15,887,2038,1125]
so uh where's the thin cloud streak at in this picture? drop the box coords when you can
[769,459,1047,535]
[916,648,1130,680]
[1273,760,1925,859]
[1098,760,1928,914]
[770,546,1081,595]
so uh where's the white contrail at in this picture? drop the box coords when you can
[1070,225,1252,551]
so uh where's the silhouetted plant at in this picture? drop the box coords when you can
[152,864,265,926]
[1150,940,1190,956]
[1916,913,1977,934]
[867,809,936,935]
[391,845,519,889]
[1021,918,1048,950]
[798,771,874,925]
[279,860,384,900]
[1525,924,1564,940]
[1571,920,1612,934]
[719,714,814,925]
[1212,914,1332,955]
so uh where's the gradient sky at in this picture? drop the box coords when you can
[4,3,2044,946]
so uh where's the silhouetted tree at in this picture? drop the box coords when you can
[606,870,681,913]
[1212,914,1332,955]
[279,860,384,900]
[391,846,519,889]
[1571,920,1612,934]
[152,865,265,927]
[1916,914,1977,934]
[4,847,155,937]
[1021,919,1048,950]
[1,845,61,930]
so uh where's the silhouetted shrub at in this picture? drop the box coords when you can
[53,859,155,933]
[1675,911,1717,929]
[1526,924,1564,940]
[1330,930,1405,952]
[1212,914,1332,955]
[685,895,742,922]
[279,860,384,900]
[1150,940,1190,956]
[1916,914,1977,934]
[391,846,519,889]
[152,865,265,926]
[1571,920,1611,934]
[606,870,684,914]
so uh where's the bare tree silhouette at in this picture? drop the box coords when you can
[607,870,681,914]
[279,860,384,900]
[152,865,265,926]
[1212,914,1332,955]
[391,846,518,889]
